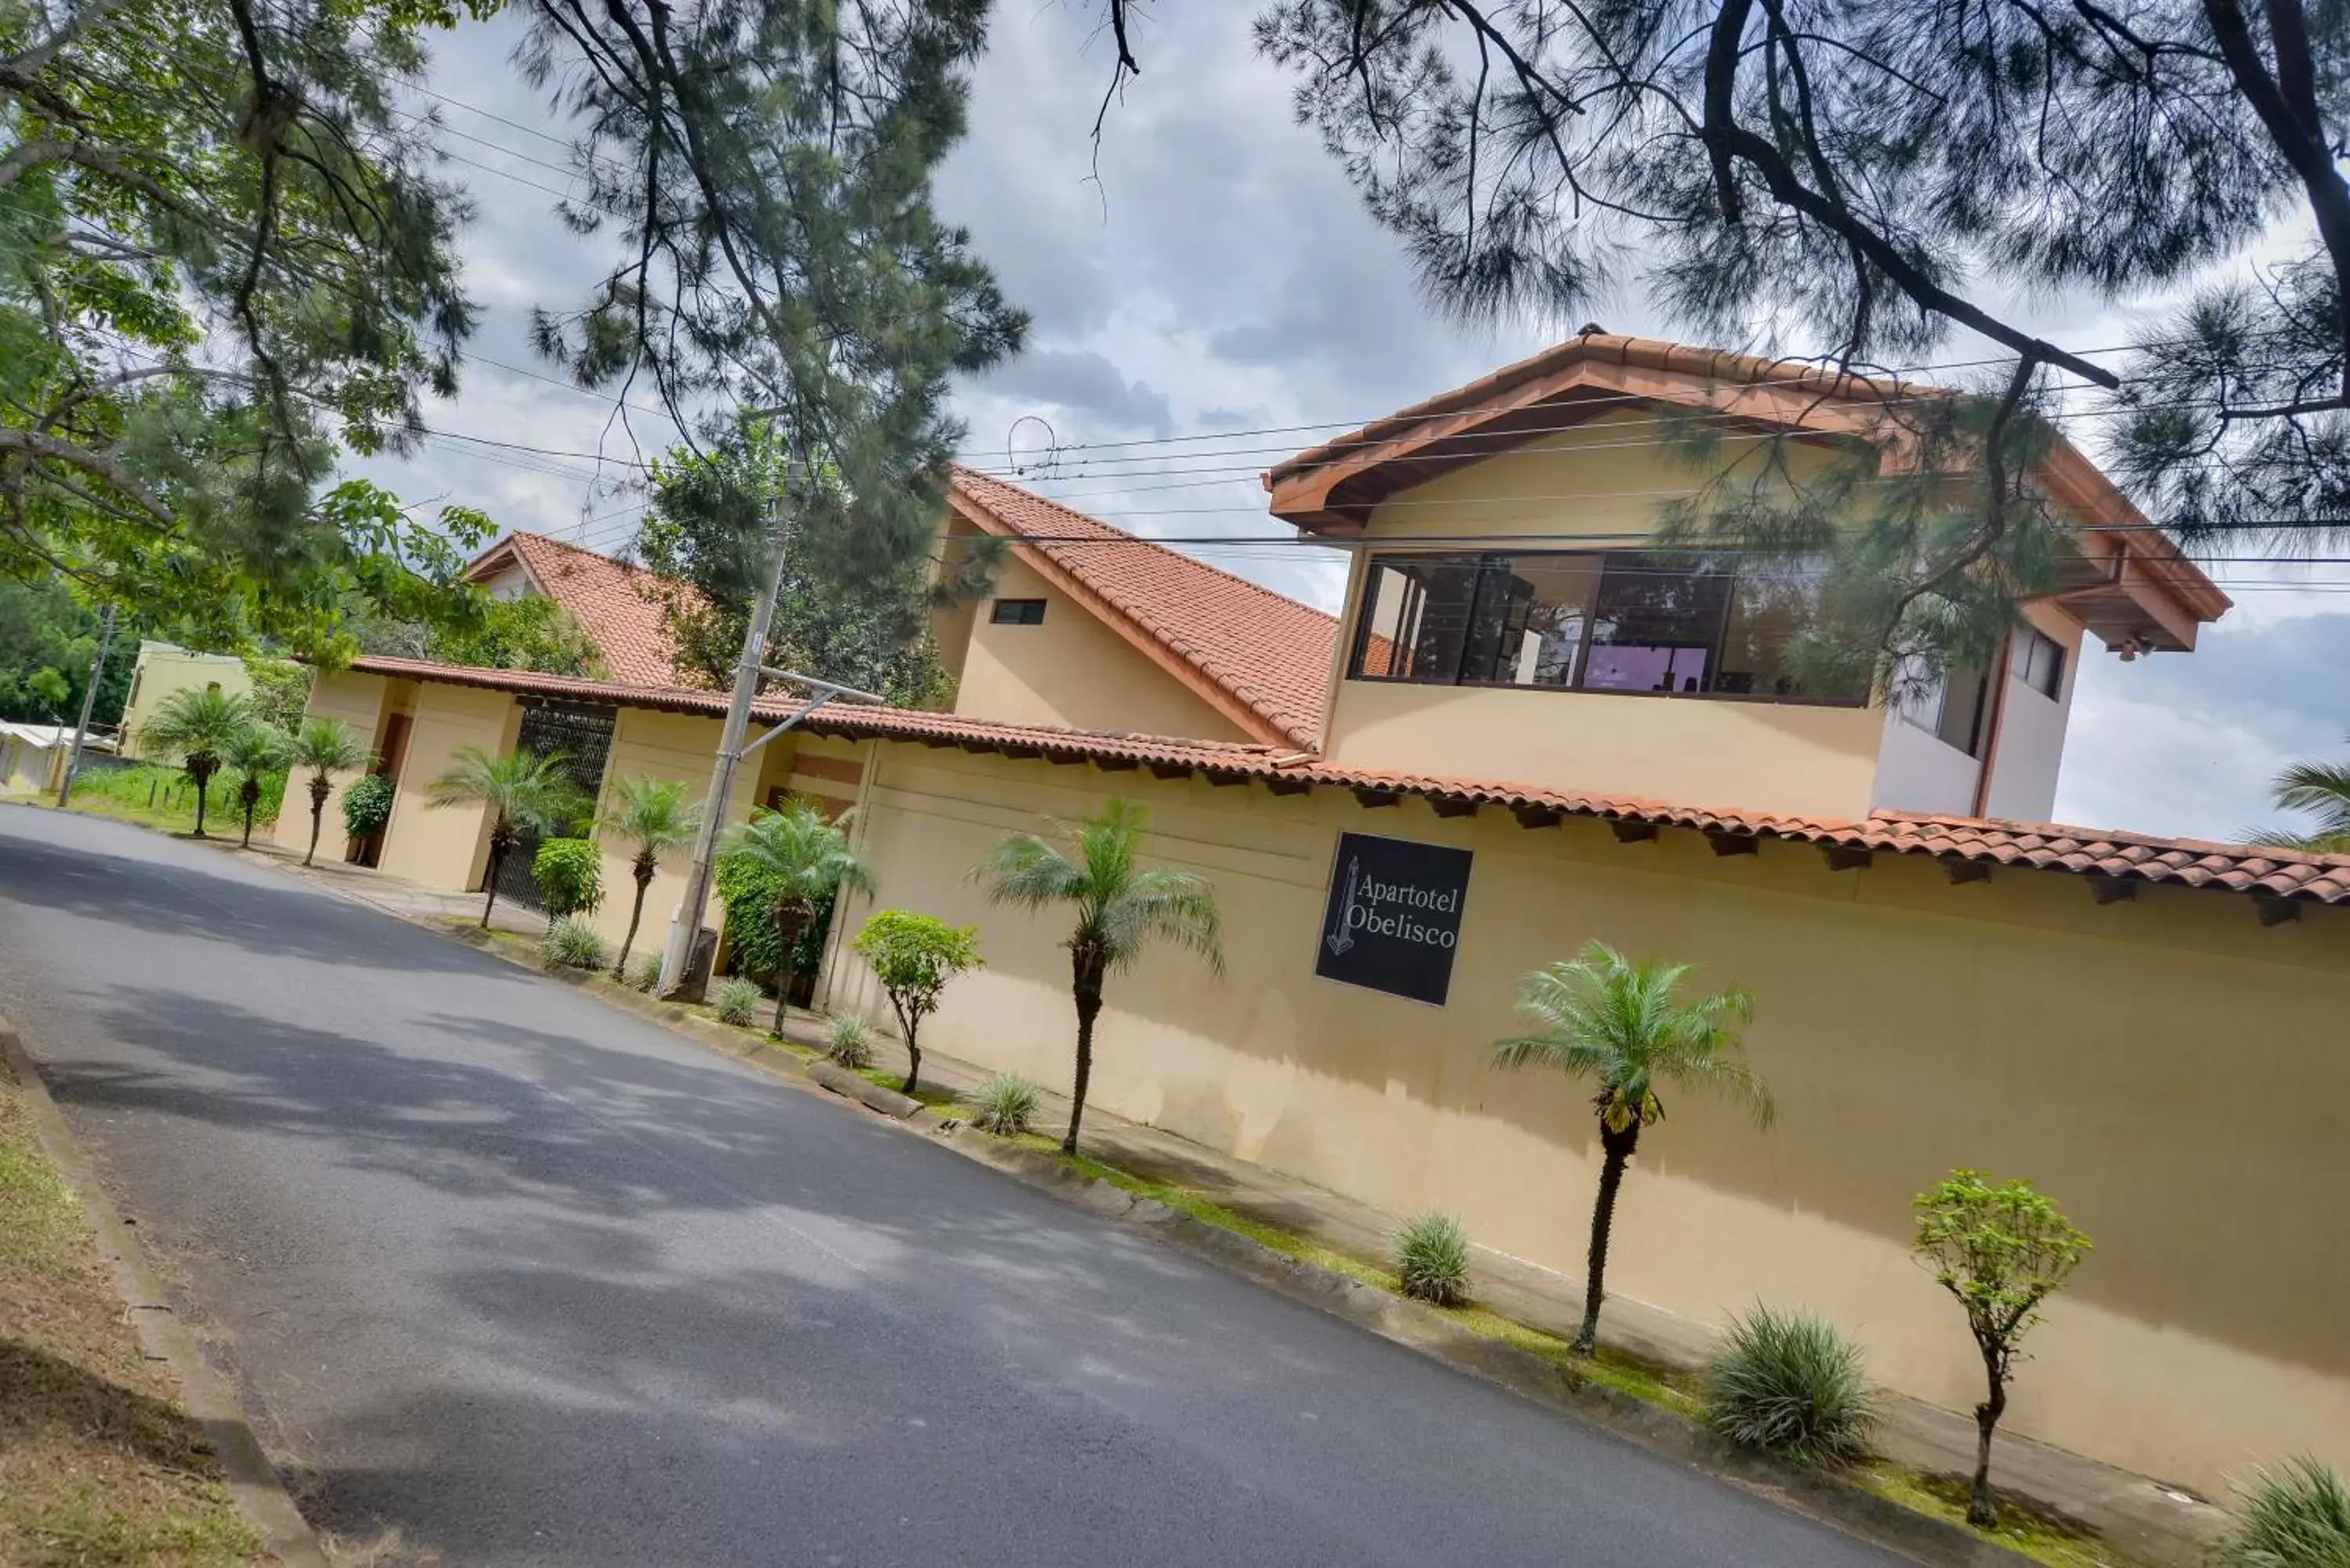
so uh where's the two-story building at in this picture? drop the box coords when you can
[284,334,2344,1494]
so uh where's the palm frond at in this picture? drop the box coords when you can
[599,775,701,856]
[974,800,1223,976]
[971,831,1090,911]
[1101,867,1225,973]
[138,687,261,760]
[289,717,371,775]
[722,799,874,902]
[423,745,585,833]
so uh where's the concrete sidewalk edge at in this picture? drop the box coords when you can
[0,1014,333,1568]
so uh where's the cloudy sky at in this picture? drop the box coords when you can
[349,2,2350,847]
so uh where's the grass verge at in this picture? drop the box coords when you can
[1,1058,264,1566]
[61,765,284,840]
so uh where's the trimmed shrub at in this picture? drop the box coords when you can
[625,952,662,992]
[825,1014,877,1070]
[712,977,763,1028]
[531,837,605,920]
[1702,1304,1879,1465]
[341,772,396,840]
[1392,1211,1472,1307]
[967,1071,1039,1136]
[540,917,608,971]
[2213,1458,2350,1568]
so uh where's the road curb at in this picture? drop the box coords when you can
[0,1013,332,1568]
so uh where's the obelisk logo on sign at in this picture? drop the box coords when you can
[1324,856,1361,956]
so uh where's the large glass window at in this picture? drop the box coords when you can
[1348,550,1864,706]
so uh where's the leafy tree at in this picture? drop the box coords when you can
[422,746,585,928]
[0,582,130,724]
[718,800,875,1035]
[243,659,311,734]
[597,775,700,981]
[1491,940,1773,1356]
[2246,739,2350,853]
[850,910,982,1095]
[417,592,608,680]
[287,717,371,867]
[136,686,261,837]
[972,800,1222,1155]
[1235,2,2350,687]
[530,837,604,924]
[1913,1170,2092,1529]
[219,723,288,850]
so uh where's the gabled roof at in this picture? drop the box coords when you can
[947,468,1340,749]
[343,653,2350,913]
[463,532,686,688]
[1264,330,2229,653]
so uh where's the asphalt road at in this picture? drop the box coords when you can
[0,805,1904,1568]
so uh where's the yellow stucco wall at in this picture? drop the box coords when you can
[121,644,255,760]
[823,740,2350,1494]
[271,672,389,861]
[575,706,775,960]
[374,683,522,893]
[952,556,1255,742]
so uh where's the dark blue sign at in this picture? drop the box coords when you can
[1314,831,1473,1005]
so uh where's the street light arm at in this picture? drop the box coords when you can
[736,692,835,759]
[756,667,886,705]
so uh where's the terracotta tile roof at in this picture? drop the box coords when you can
[465,532,691,688]
[345,654,2350,912]
[947,468,1339,748]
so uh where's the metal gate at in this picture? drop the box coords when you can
[489,700,616,912]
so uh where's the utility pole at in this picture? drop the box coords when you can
[56,604,117,808]
[655,473,796,999]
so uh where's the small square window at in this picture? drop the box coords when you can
[991,598,1047,626]
[2014,627,2066,699]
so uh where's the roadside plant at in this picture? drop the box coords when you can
[966,1071,1039,1136]
[973,799,1223,1155]
[220,725,288,851]
[2212,1458,2350,1568]
[719,800,875,1035]
[531,838,606,924]
[340,772,397,846]
[288,718,372,867]
[711,977,764,1028]
[1492,940,1771,1357]
[850,909,982,1096]
[597,775,701,983]
[824,1014,877,1070]
[422,746,587,929]
[1703,1305,1879,1467]
[541,917,608,971]
[1912,1170,2093,1529]
[626,952,663,994]
[1393,1211,1472,1308]
[137,686,262,838]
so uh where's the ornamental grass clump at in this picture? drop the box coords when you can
[540,917,608,971]
[1392,1211,1472,1307]
[712,977,763,1028]
[1702,1305,1879,1466]
[967,1071,1039,1136]
[625,952,662,993]
[825,1015,877,1070]
[2213,1458,2350,1568]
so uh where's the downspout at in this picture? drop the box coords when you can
[815,739,883,1014]
[1969,633,2015,819]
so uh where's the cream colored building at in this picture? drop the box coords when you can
[118,641,254,759]
[298,335,2345,1495]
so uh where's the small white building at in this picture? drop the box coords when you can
[0,722,114,794]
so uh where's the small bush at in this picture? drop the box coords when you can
[825,1014,877,1069]
[340,772,396,840]
[625,951,662,992]
[1702,1304,1879,1465]
[967,1071,1039,1136]
[531,837,605,920]
[2213,1458,2350,1568]
[540,917,608,971]
[712,977,763,1028]
[1393,1211,1472,1306]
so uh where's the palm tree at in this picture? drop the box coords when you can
[219,724,289,850]
[1492,940,1774,1356]
[598,775,701,979]
[287,717,373,867]
[138,687,262,837]
[721,800,876,1035]
[423,746,585,928]
[973,799,1223,1155]
[2244,742,2350,852]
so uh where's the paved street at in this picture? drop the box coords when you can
[0,806,1902,1567]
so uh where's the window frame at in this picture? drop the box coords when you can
[989,598,1048,627]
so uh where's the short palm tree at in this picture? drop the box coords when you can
[138,686,262,838]
[2244,741,2350,853]
[1493,940,1774,1356]
[219,724,289,850]
[288,717,372,867]
[721,800,875,1035]
[423,746,585,927]
[598,775,701,980]
[973,799,1223,1155]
